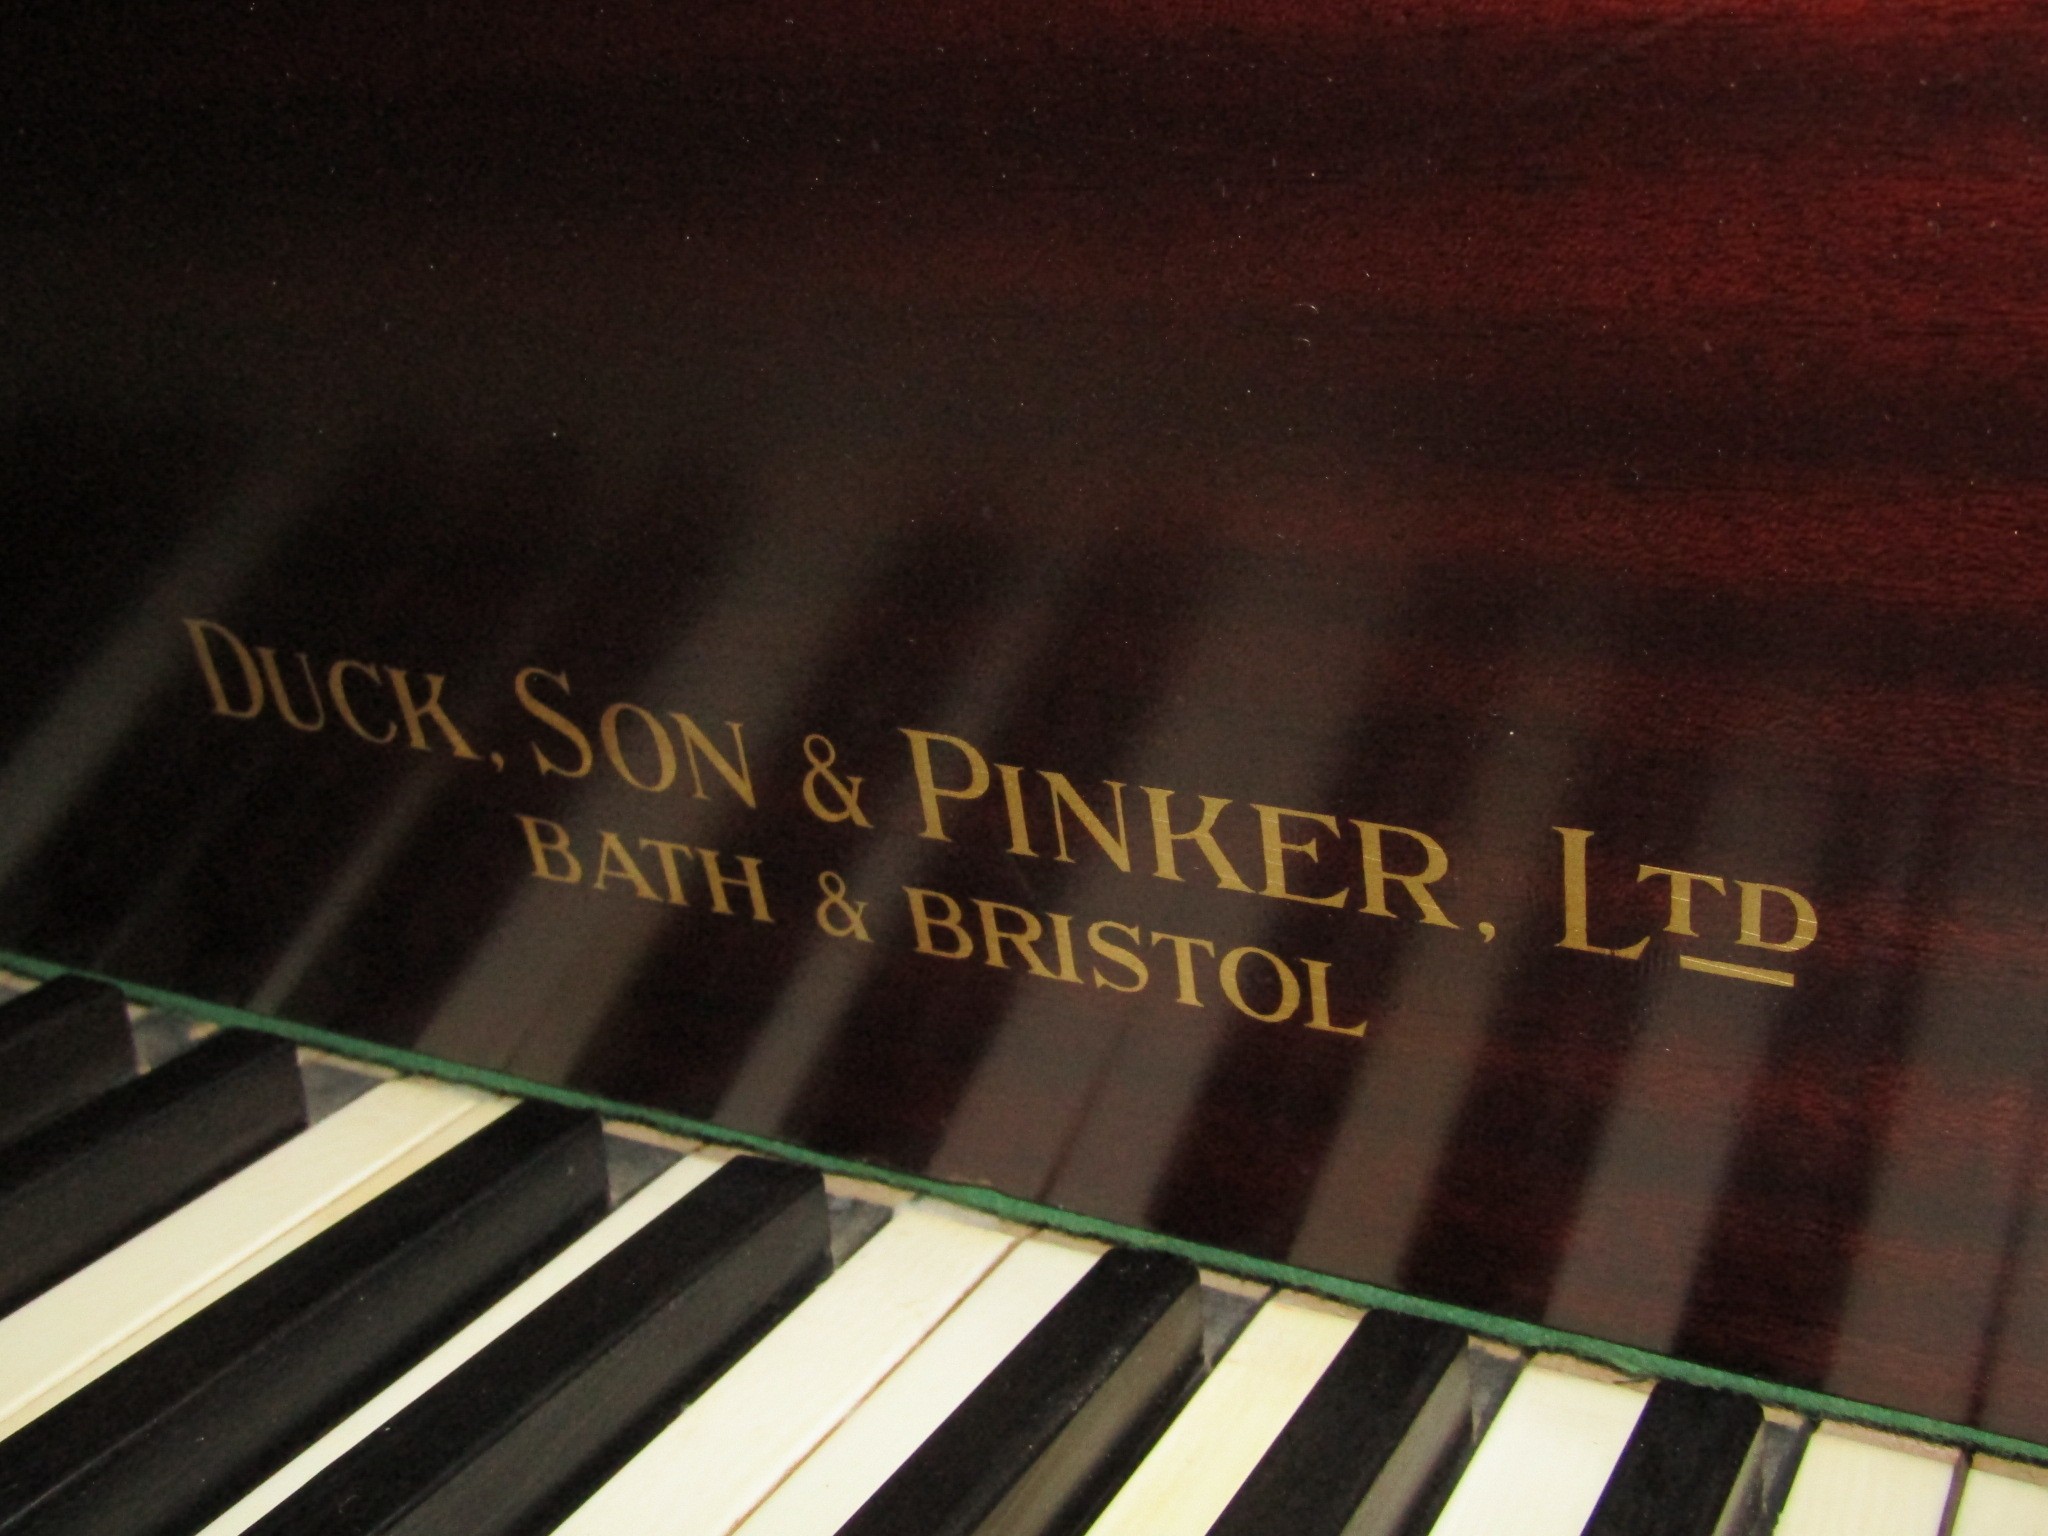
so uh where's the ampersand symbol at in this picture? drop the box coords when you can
[801,734,872,827]
[815,871,871,941]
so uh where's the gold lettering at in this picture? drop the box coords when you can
[385,667,481,759]
[902,729,990,842]
[670,715,756,808]
[974,900,1060,980]
[1087,920,1148,992]
[1254,804,1347,907]
[254,648,326,732]
[514,667,593,778]
[1045,912,1082,984]
[593,831,662,902]
[184,618,264,720]
[1638,865,1727,937]
[1143,789,1253,891]
[1218,945,1300,1023]
[1149,931,1217,1006]
[1044,773,1131,871]
[905,886,973,958]
[639,838,695,905]
[516,815,581,884]
[1300,957,1366,1036]
[1681,955,1795,986]
[996,764,1036,856]
[1737,881,1819,952]
[1354,821,1458,928]
[801,735,869,825]
[329,660,396,744]
[696,850,773,922]
[1555,827,1650,959]
[601,702,677,793]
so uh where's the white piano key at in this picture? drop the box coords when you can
[1770,1422,1959,1536]
[197,1148,731,1536]
[1951,1454,2048,1535]
[1425,1357,1649,1536]
[552,1199,1019,1536]
[1081,1291,1357,1536]
[728,1231,1105,1536]
[0,1075,505,1439]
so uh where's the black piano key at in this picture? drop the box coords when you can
[243,1155,830,1536]
[0,1027,303,1314]
[841,1247,1205,1536]
[1206,1309,1473,1536]
[0,977,135,1148]
[0,1099,607,1536]
[1580,1380,1765,1536]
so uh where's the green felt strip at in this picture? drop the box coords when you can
[4,947,2041,1467]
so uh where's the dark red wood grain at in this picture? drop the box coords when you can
[6,0,2048,1443]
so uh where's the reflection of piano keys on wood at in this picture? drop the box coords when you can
[938,563,1390,1210]
[11,0,2048,1477]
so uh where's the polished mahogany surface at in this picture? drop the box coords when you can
[6,2,2048,1443]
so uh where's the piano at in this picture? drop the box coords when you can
[5,1,2048,1529]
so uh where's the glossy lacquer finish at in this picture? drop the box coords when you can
[4,2,2046,1442]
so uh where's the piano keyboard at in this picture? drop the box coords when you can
[2,976,2043,1536]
